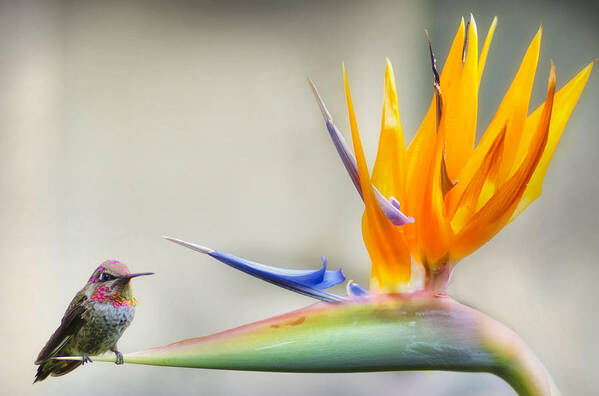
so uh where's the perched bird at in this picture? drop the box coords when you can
[34,260,153,382]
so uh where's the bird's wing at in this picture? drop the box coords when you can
[35,292,88,364]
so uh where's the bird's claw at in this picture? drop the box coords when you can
[114,351,124,365]
[81,354,93,365]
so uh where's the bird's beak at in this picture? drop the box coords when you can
[124,272,154,279]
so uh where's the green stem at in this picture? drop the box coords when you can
[68,295,558,396]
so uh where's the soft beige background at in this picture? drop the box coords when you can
[1,0,597,395]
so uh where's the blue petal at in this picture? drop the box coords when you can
[347,281,370,297]
[309,80,362,198]
[373,190,415,226]
[311,257,346,289]
[325,119,363,197]
[164,237,348,303]
[209,251,347,302]
[309,80,413,226]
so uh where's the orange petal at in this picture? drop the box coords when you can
[405,18,466,254]
[510,61,594,220]
[445,27,542,213]
[343,66,411,288]
[418,104,452,266]
[478,16,497,85]
[439,17,466,93]
[405,102,436,217]
[449,123,506,232]
[403,100,436,253]
[372,59,407,204]
[496,27,543,183]
[444,15,479,180]
[407,17,465,189]
[452,64,556,260]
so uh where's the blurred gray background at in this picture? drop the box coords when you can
[1,0,597,395]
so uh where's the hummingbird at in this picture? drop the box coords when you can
[34,260,153,382]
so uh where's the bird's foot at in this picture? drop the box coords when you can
[81,354,93,365]
[114,351,124,365]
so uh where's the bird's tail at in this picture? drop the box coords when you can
[34,359,80,383]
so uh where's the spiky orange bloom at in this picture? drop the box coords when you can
[328,16,592,293]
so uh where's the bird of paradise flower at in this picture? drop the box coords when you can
[57,15,592,396]
[309,16,592,295]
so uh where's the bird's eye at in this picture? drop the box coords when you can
[99,273,116,282]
